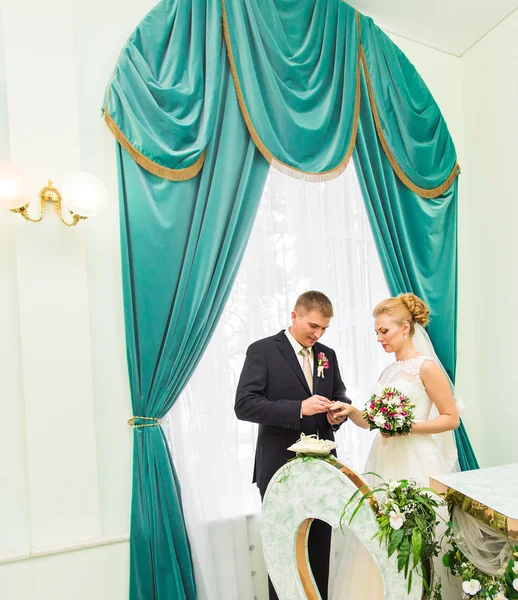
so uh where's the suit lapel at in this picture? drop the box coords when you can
[275,331,311,395]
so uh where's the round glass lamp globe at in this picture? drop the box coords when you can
[61,172,108,217]
[0,162,28,209]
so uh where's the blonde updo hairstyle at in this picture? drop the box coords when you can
[373,293,430,335]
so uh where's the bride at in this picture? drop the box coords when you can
[329,293,460,599]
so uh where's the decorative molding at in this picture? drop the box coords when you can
[0,534,129,565]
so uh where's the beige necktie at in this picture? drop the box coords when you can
[300,347,313,393]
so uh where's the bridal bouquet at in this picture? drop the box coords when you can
[363,387,415,436]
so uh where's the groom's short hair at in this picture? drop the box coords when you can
[294,291,334,318]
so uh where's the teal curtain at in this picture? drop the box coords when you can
[118,53,269,599]
[105,3,479,598]
[353,61,479,472]
[359,15,458,190]
[223,0,359,175]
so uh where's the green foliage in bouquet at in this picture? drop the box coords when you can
[342,474,444,594]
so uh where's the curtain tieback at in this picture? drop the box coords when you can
[127,416,162,428]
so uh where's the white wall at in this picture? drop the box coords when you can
[0,1,512,598]
[0,542,129,600]
[459,12,518,467]
[0,0,157,597]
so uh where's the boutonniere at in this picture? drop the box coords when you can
[317,352,329,378]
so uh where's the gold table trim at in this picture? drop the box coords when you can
[430,477,518,538]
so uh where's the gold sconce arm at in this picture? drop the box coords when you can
[10,200,46,223]
[55,201,87,227]
[9,180,88,227]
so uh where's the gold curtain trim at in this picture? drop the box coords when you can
[359,46,460,199]
[127,416,162,428]
[103,111,205,182]
[222,2,362,183]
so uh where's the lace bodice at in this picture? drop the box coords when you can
[374,355,434,421]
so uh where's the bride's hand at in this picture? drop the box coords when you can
[327,401,353,425]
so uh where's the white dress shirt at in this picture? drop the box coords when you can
[284,327,314,372]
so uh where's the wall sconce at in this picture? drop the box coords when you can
[0,162,108,227]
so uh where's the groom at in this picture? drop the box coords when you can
[235,290,351,600]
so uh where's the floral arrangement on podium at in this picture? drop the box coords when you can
[442,531,518,600]
[344,474,444,597]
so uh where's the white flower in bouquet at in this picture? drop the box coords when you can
[513,577,518,591]
[462,579,481,595]
[373,414,386,428]
[389,506,405,530]
[387,395,400,407]
[512,564,518,575]
[494,590,508,600]
[388,480,400,492]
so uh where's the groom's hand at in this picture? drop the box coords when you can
[301,395,332,416]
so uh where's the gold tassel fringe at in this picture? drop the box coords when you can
[103,111,205,182]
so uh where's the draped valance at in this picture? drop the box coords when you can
[359,14,460,197]
[103,0,223,180]
[222,0,359,179]
[102,0,460,195]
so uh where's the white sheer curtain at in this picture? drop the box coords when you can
[165,162,391,600]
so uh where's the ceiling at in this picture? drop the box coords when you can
[347,0,518,56]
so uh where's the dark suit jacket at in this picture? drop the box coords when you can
[235,330,351,490]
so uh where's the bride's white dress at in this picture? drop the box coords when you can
[331,355,456,599]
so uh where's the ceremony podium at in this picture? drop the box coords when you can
[260,457,422,600]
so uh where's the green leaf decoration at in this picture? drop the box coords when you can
[388,528,405,558]
[398,537,411,574]
[411,528,422,568]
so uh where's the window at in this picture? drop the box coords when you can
[165,162,391,598]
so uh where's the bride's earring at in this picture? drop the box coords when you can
[404,333,407,340]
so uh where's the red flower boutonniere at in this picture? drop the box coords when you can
[317,352,329,378]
